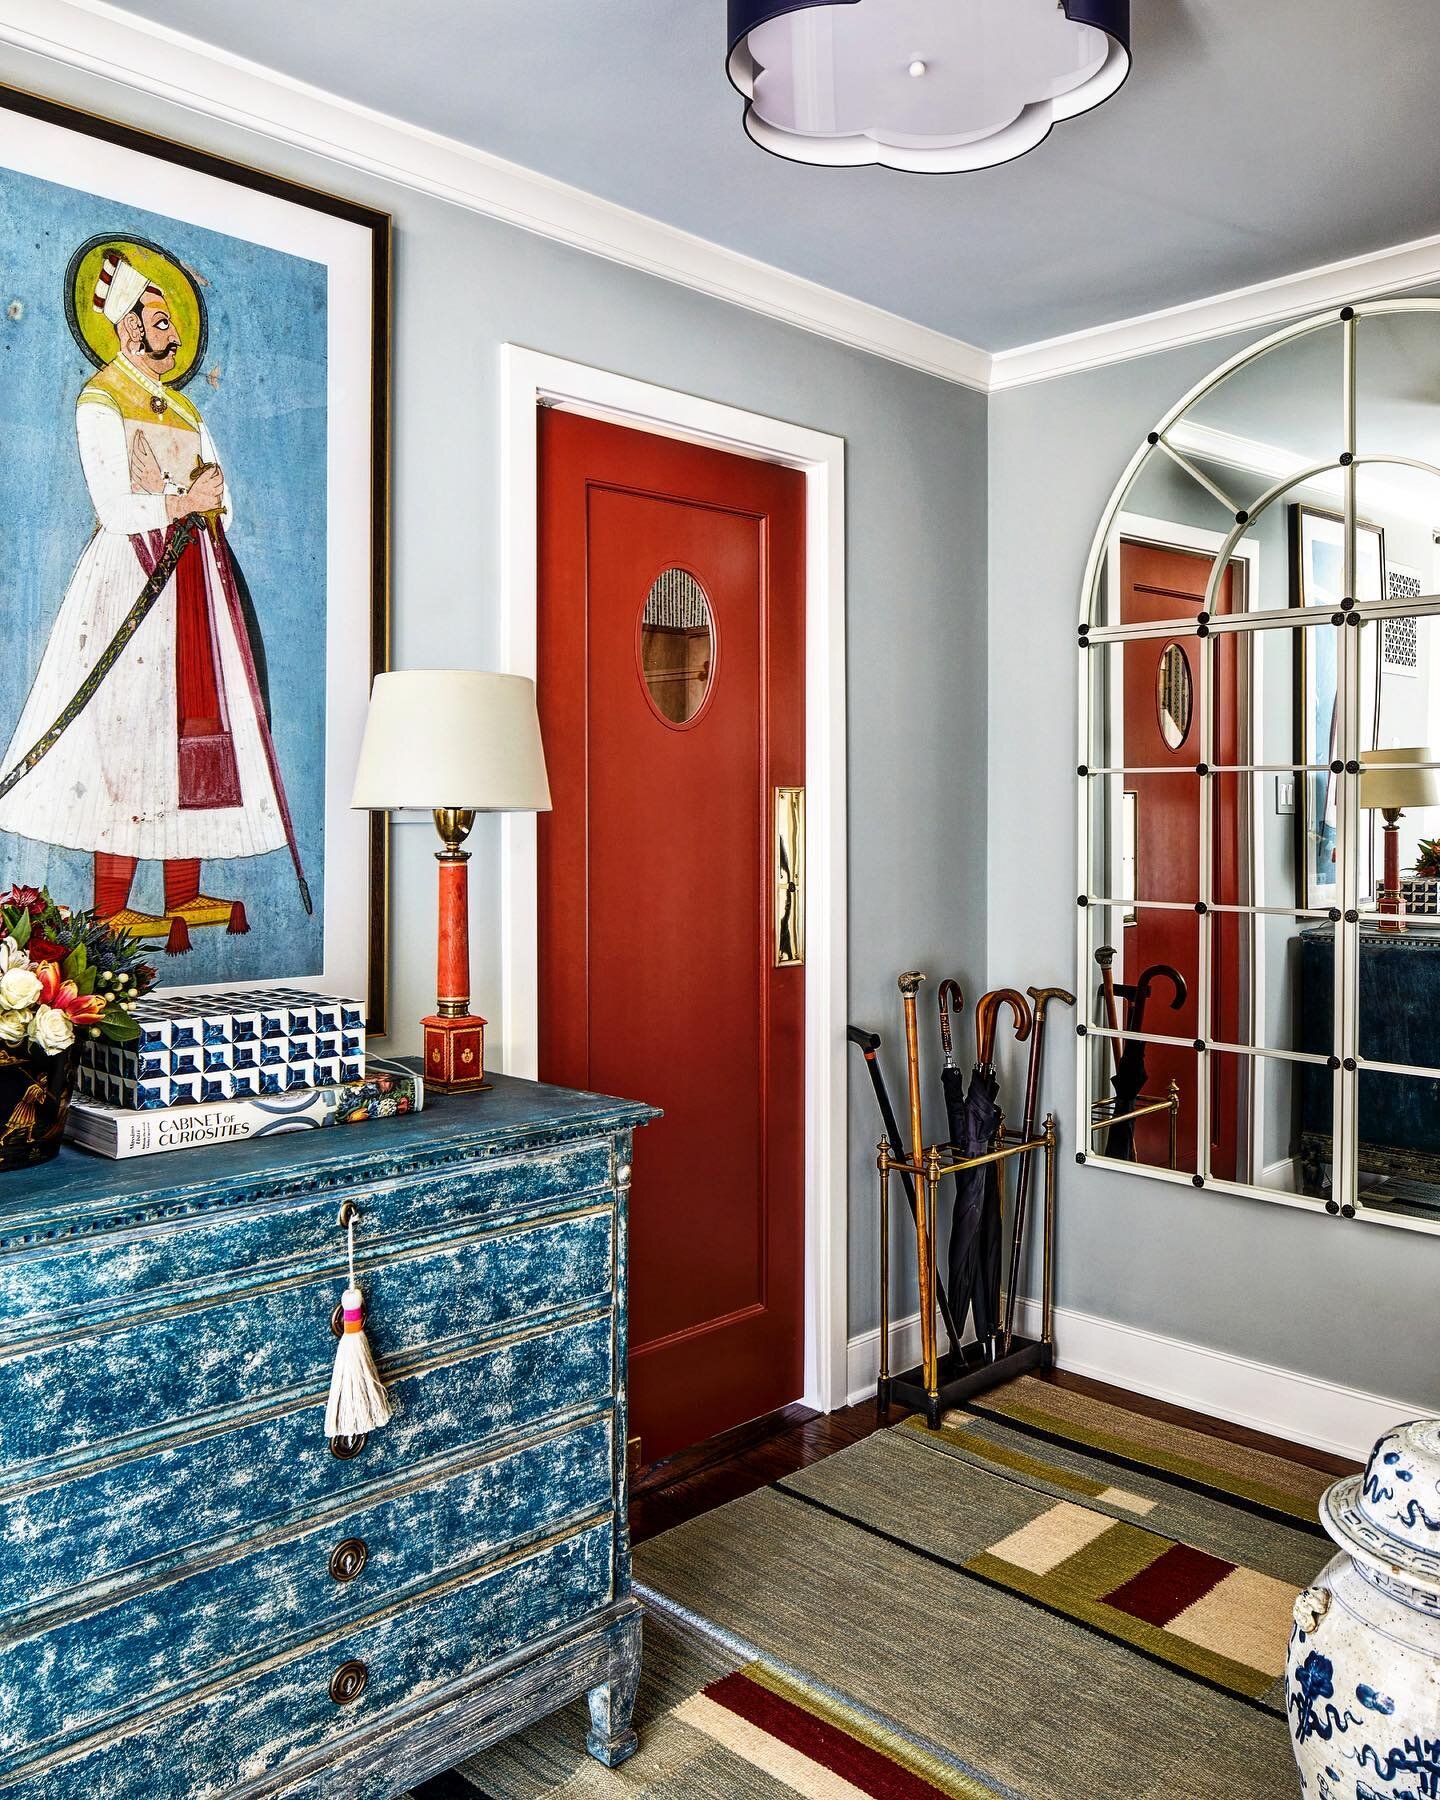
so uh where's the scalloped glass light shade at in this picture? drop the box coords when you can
[728,0,1131,172]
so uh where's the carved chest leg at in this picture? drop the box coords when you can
[585,1611,642,1767]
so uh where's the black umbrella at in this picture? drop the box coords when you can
[848,1023,962,1355]
[937,980,967,1144]
[1104,963,1187,1159]
[949,989,1030,1359]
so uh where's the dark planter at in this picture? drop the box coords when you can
[0,1042,78,1169]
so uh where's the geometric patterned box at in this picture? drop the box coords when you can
[74,987,365,1111]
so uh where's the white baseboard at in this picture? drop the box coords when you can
[845,1309,928,1406]
[846,1300,1425,1463]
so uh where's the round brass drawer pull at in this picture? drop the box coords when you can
[329,1297,366,1339]
[328,1659,368,1705]
[329,1433,367,1461]
[329,1538,368,1583]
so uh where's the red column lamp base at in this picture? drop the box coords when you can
[423,1013,489,1092]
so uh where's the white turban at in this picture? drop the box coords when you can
[92,249,153,326]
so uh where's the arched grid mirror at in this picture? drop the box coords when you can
[1078,299,1440,1234]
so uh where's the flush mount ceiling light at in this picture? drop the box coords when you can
[727,0,1131,173]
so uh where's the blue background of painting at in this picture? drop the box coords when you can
[0,163,327,981]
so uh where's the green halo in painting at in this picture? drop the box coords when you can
[63,233,208,389]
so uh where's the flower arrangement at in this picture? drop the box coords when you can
[0,885,158,1057]
[1413,840,1440,881]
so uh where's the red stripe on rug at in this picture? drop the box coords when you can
[1101,1543,1234,1626]
[704,1672,951,1798]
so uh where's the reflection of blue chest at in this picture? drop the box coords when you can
[1301,928,1440,1159]
[0,1069,655,1794]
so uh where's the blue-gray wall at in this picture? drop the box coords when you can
[10,46,988,1344]
[988,326,1440,1410]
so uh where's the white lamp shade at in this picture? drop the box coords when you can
[350,670,552,813]
[1360,747,1440,812]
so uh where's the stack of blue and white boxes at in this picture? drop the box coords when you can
[75,988,366,1111]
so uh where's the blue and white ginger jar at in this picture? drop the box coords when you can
[1287,1418,1440,1798]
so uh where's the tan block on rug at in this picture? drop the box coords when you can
[986,1501,1116,1574]
[1096,1485,1158,1515]
[1165,1566,1299,1677]
[674,1694,872,1800]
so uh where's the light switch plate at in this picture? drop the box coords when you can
[1276,775,1296,816]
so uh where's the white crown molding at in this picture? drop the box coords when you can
[1169,419,1438,527]
[0,0,990,391]
[849,1301,1425,1462]
[989,232,1440,391]
[9,0,1440,397]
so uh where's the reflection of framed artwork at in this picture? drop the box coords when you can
[0,85,391,1028]
[1290,504,1384,910]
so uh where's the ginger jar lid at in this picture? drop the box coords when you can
[1320,1418,1440,1593]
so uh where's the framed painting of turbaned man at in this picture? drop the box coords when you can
[0,84,391,1029]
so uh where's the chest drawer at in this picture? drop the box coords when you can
[0,1136,616,1330]
[0,1206,614,1478]
[0,1413,614,1761]
[1,1518,616,1799]
[0,1310,615,1620]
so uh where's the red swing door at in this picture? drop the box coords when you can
[537,409,807,1467]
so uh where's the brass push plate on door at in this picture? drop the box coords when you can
[774,787,805,967]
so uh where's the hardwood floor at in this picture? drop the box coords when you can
[629,1365,1358,1544]
[631,1397,893,1544]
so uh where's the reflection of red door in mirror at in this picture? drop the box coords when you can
[537,410,806,1466]
[1120,541,1244,1178]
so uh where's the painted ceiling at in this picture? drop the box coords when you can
[112,0,1440,353]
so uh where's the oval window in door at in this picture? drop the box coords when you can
[638,568,716,727]
[1155,642,1193,750]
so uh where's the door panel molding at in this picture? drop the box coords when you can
[500,345,848,1416]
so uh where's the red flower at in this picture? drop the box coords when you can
[2,885,45,918]
[26,936,66,965]
[34,961,107,1025]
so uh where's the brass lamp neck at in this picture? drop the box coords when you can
[433,807,476,861]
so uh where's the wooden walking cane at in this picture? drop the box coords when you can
[1003,986,1075,1353]
[1094,944,1123,1075]
[848,1026,962,1354]
[896,972,937,1404]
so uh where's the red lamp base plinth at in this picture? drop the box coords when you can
[422,1014,489,1092]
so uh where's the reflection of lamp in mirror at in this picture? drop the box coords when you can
[1361,748,1440,932]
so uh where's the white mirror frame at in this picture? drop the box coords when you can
[1076,297,1440,1236]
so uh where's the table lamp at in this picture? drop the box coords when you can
[351,671,551,1091]
[1360,747,1440,932]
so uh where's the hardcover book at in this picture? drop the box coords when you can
[74,987,365,1110]
[66,1057,420,1159]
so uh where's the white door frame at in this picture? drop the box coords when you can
[498,345,848,1415]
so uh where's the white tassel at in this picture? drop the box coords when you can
[324,1214,391,1438]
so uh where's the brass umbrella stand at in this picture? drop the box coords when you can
[876,978,1060,1428]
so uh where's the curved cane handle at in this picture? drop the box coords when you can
[975,988,1033,1064]
[1135,962,1188,1011]
[937,979,963,1059]
[1027,985,1076,1026]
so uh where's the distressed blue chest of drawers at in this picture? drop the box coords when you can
[0,1069,656,1797]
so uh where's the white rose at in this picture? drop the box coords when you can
[0,1011,26,1046]
[28,1006,74,1055]
[0,937,26,975]
[0,967,41,1012]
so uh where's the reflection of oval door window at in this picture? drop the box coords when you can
[639,568,715,726]
[1155,641,1193,750]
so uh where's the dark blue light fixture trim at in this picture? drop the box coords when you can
[728,0,1131,173]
